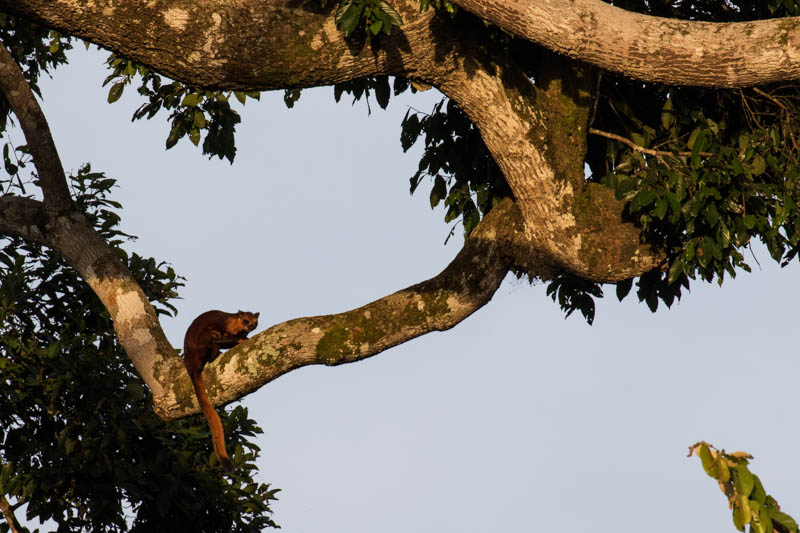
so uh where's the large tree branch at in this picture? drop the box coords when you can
[7,0,800,91]
[0,0,437,90]
[1,0,666,281]
[0,43,71,210]
[437,44,664,281]
[450,0,800,88]
[157,199,523,420]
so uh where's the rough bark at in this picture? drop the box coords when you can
[0,0,667,281]
[450,0,800,88]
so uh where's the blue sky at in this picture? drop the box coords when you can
[29,46,800,532]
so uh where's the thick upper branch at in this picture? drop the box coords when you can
[1,0,667,280]
[450,0,800,88]
[0,0,438,90]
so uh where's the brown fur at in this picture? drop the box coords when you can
[183,310,259,473]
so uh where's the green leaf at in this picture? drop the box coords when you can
[188,128,201,146]
[374,76,390,109]
[717,458,730,483]
[718,222,731,248]
[462,199,480,235]
[181,93,200,107]
[735,463,755,498]
[698,444,715,476]
[750,154,767,176]
[703,202,720,227]
[107,82,125,104]
[733,497,751,531]
[615,278,633,301]
[751,476,767,506]
[767,508,798,533]
[193,109,207,129]
[759,506,774,533]
[335,0,363,35]
[629,190,657,212]
[698,240,713,268]
[165,122,185,150]
[667,259,684,285]
[375,0,403,26]
[430,175,446,208]
[284,88,302,108]
[645,292,658,313]
[661,98,675,129]
[690,129,709,166]
[654,197,668,219]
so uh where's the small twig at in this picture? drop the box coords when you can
[589,128,715,158]
[752,87,789,111]
[739,88,760,129]
[748,243,762,270]
[404,105,431,118]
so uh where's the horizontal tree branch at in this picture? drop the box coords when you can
[156,199,523,419]
[450,0,800,87]
[0,0,438,90]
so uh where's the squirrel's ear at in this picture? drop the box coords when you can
[255,312,260,317]
[237,310,244,314]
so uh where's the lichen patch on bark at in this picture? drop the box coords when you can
[163,7,189,32]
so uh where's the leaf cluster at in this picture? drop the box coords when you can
[548,1,800,322]
[690,443,798,533]
[334,0,403,38]
[590,79,800,308]
[544,274,603,325]
[0,169,279,531]
[103,54,260,163]
[0,14,72,98]
[400,97,511,240]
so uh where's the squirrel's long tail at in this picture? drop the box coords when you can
[190,371,234,473]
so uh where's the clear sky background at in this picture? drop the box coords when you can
[27,45,800,532]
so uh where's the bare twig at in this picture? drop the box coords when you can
[589,128,715,158]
